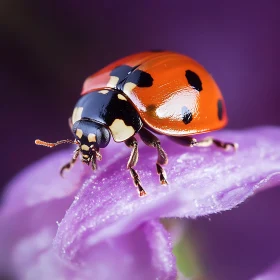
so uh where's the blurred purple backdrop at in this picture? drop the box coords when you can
[189,186,280,280]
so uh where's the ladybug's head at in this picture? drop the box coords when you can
[35,119,111,173]
[72,119,111,164]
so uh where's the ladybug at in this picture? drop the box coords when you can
[36,50,237,196]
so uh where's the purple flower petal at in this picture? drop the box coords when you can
[54,127,280,257]
[1,150,86,216]
[253,259,280,279]
[1,147,177,278]
[1,216,175,279]
[0,193,73,277]
[1,126,280,279]
[69,220,176,279]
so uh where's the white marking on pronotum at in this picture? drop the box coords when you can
[81,144,90,151]
[76,129,83,139]
[117,94,127,101]
[107,76,119,88]
[109,119,135,142]
[72,107,83,124]
[88,133,96,142]
[98,89,109,94]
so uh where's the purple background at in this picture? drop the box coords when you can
[1,1,280,279]
[189,186,280,280]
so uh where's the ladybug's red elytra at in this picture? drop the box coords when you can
[36,50,237,196]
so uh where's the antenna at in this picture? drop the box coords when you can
[35,139,78,148]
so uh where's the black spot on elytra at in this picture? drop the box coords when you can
[136,70,154,87]
[110,65,134,82]
[185,70,203,92]
[110,65,153,90]
[217,99,224,120]
[128,71,153,87]
[182,106,193,124]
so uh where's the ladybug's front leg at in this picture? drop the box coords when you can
[60,147,80,176]
[138,127,168,185]
[125,137,147,197]
[182,136,238,150]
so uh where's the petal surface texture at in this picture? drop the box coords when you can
[0,126,279,279]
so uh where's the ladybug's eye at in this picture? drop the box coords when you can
[98,126,111,148]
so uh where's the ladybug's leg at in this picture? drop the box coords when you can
[182,136,238,150]
[91,149,102,171]
[91,152,98,171]
[195,137,238,150]
[60,147,80,176]
[138,127,168,185]
[125,136,147,197]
